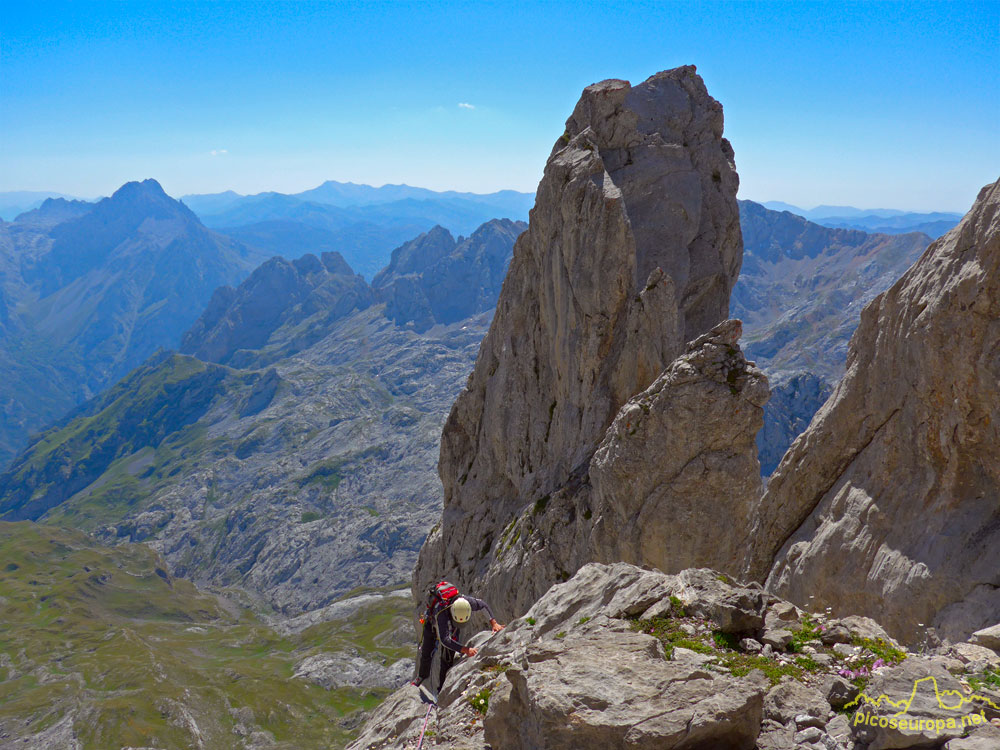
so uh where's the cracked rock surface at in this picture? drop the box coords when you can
[751,179,1000,645]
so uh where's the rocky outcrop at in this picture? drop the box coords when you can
[751,179,1000,644]
[351,562,1000,750]
[415,66,755,618]
[588,320,768,571]
[180,251,373,364]
[471,321,768,616]
[372,219,526,332]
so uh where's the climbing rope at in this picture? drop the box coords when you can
[415,702,435,749]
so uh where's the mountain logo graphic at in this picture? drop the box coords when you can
[846,675,999,736]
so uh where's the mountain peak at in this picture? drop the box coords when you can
[106,179,192,217]
[13,197,93,227]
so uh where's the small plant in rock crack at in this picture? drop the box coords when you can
[630,616,712,659]
[787,613,824,652]
[468,687,492,715]
[968,667,1000,692]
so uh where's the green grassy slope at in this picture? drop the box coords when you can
[0,352,248,524]
[0,522,412,749]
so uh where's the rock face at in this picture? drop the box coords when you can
[372,219,526,332]
[180,251,373,364]
[415,67,757,618]
[352,561,1000,750]
[589,320,768,574]
[751,179,1000,644]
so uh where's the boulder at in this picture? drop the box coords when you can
[943,723,1000,749]
[762,629,794,651]
[764,680,829,724]
[970,624,1000,653]
[849,657,980,749]
[819,674,860,710]
[950,642,1000,668]
[484,629,766,750]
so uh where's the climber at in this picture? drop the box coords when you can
[412,581,504,697]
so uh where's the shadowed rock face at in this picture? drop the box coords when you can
[179,250,373,365]
[414,66,759,619]
[750,178,1000,644]
[372,219,526,333]
[758,373,833,476]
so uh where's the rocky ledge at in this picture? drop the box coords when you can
[350,563,1000,750]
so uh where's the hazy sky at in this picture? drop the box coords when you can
[2,1,997,211]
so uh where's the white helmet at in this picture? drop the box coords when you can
[450,597,472,623]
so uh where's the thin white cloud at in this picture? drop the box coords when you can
[210,149,229,156]
[457,102,475,110]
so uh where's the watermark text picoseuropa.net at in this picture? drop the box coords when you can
[852,709,989,734]
[847,675,1000,737]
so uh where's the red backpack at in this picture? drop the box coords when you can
[422,581,460,622]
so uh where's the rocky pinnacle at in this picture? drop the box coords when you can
[414,67,765,618]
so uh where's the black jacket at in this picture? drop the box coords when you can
[433,596,494,653]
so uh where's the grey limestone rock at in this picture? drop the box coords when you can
[415,67,756,619]
[588,320,768,581]
[293,652,413,690]
[752,179,1000,645]
[485,631,765,750]
[351,562,777,750]
[970,624,1000,653]
[762,628,794,651]
[819,674,860,710]
[943,723,1000,749]
[849,657,977,749]
[764,680,829,724]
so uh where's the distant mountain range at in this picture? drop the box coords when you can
[0,218,526,612]
[181,181,535,278]
[0,180,264,467]
[735,199,931,382]
[0,192,942,612]
[0,181,939,495]
[734,199,932,473]
[0,191,79,221]
[759,200,961,238]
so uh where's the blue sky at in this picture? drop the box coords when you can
[1,1,997,211]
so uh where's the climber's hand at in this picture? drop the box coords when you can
[461,646,478,657]
[490,619,505,633]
